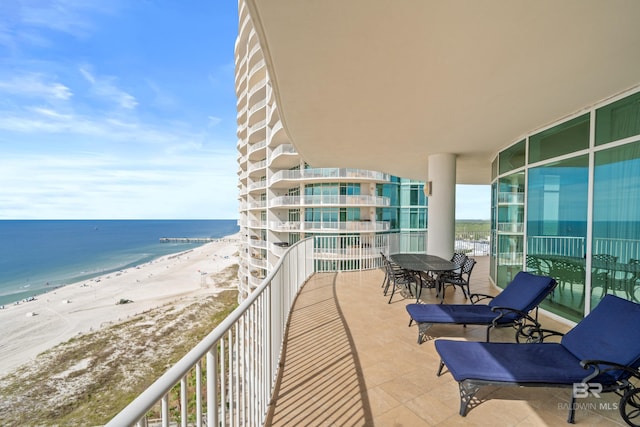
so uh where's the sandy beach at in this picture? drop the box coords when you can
[0,234,240,378]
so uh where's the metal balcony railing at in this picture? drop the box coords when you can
[107,230,493,426]
[270,168,389,184]
[270,194,390,208]
[269,220,390,232]
[106,238,314,427]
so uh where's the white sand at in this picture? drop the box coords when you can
[0,234,240,378]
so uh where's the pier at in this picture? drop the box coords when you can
[159,237,219,243]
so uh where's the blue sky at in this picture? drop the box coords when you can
[0,1,239,219]
[0,1,489,220]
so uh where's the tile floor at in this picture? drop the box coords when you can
[265,256,629,426]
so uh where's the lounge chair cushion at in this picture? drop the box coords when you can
[561,294,640,377]
[406,303,499,325]
[487,271,557,320]
[435,341,588,384]
[436,295,640,386]
[406,271,556,325]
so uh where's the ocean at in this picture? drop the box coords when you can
[0,220,239,306]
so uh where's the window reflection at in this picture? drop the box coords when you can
[592,141,640,307]
[527,155,589,322]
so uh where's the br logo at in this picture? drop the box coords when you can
[573,382,603,398]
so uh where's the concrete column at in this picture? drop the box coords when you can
[427,153,456,258]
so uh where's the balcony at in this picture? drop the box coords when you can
[270,194,390,208]
[111,230,637,427]
[270,220,390,232]
[264,257,622,426]
[270,168,390,186]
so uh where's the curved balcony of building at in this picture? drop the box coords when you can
[247,159,266,176]
[235,12,251,53]
[267,103,277,127]
[248,117,267,139]
[270,194,390,208]
[497,222,525,233]
[247,138,267,160]
[236,120,247,140]
[270,168,391,187]
[249,255,267,269]
[269,241,292,258]
[247,73,269,95]
[248,59,266,87]
[235,66,248,93]
[269,144,298,169]
[270,220,390,233]
[498,193,525,205]
[248,273,264,289]
[237,2,248,29]
[249,239,267,250]
[236,82,248,106]
[247,31,261,59]
[247,198,267,209]
[234,63,248,95]
[237,103,247,122]
[247,219,267,229]
[248,77,267,102]
[313,245,386,262]
[268,120,289,147]
[234,48,249,75]
[237,136,247,153]
[248,99,267,127]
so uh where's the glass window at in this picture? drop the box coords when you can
[529,114,590,163]
[596,91,640,145]
[377,182,399,206]
[592,140,640,307]
[491,157,498,181]
[527,155,589,322]
[495,172,525,288]
[499,140,526,175]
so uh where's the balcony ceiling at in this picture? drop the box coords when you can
[245,0,640,184]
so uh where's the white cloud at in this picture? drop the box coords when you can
[208,116,222,126]
[0,73,72,100]
[80,66,138,110]
[0,149,239,219]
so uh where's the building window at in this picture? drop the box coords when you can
[596,91,640,145]
[499,139,526,175]
[529,114,590,163]
[495,172,525,288]
[592,140,640,306]
[527,155,589,322]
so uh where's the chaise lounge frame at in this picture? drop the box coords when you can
[406,271,557,343]
[435,294,640,425]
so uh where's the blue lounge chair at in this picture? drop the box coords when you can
[435,294,640,424]
[406,271,557,343]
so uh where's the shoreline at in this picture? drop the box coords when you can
[0,233,241,378]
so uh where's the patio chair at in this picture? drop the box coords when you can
[406,271,557,343]
[440,257,477,299]
[434,294,640,425]
[382,255,417,304]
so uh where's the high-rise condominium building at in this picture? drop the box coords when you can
[234,7,427,300]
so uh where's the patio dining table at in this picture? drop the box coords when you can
[390,253,460,303]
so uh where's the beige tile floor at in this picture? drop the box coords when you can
[265,256,629,426]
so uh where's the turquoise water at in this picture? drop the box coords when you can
[0,220,239,305]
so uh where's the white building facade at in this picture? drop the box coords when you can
[235,4,428,299]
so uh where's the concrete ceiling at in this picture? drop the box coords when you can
[245,0,640,184]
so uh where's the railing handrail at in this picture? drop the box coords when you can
[107,238,314,427]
